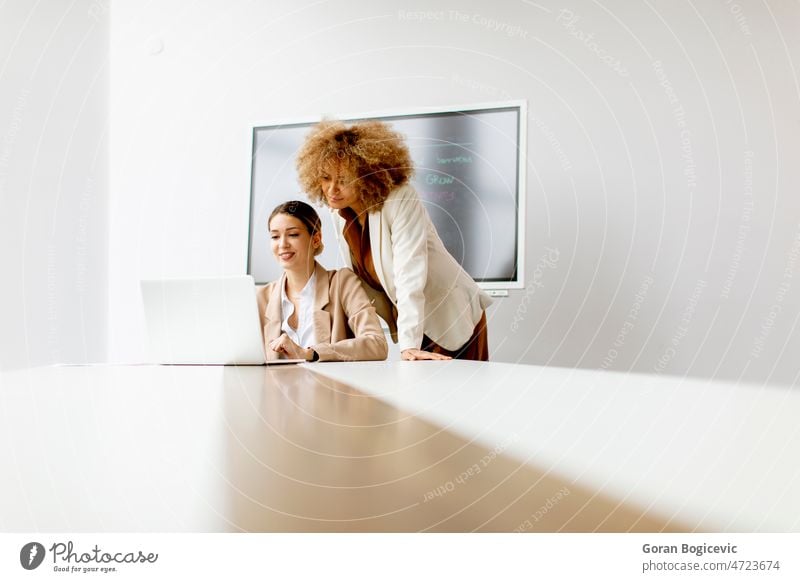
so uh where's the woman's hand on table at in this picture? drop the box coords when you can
[269,333,313,361]
[401,348,451,361]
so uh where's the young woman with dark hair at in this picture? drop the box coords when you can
[256,200,388,362]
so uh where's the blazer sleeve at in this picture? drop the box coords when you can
[385,188,429,352]
[311,269,389,362]
[255,284,269,338]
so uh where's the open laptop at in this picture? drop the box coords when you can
[140,275,304,365]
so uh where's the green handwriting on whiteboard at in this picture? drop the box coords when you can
[425,174,455,185]
[436,155,473,164]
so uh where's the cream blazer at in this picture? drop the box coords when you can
[256,262,388,362]
[333,184,493,352]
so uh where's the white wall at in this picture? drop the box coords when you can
[107,0,800,384]
[0,0,108,370]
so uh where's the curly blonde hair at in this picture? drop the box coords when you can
[296,119,414,211]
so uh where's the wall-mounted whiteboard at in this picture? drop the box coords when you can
[248,101,526,289]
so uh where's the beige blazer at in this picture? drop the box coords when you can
[333,184,493,352]
[256,262,388,362]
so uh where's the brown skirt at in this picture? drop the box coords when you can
[421,312,489,361]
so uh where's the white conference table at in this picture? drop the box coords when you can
[0,361,798,532]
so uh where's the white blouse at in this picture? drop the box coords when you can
[280,272,316,349]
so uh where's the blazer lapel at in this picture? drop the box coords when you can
[332,209,353,268]
[311,262,332,345]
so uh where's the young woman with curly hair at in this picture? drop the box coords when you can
[296,120,492,361]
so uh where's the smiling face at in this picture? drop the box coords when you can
[319,163,363,213]
[269,213,320,273]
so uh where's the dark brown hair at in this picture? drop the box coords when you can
[268,200,324,256]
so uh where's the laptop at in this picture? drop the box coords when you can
[140,275,304,365]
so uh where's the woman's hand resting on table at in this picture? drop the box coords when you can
[269,333,313,361]
[401,348,451,361]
